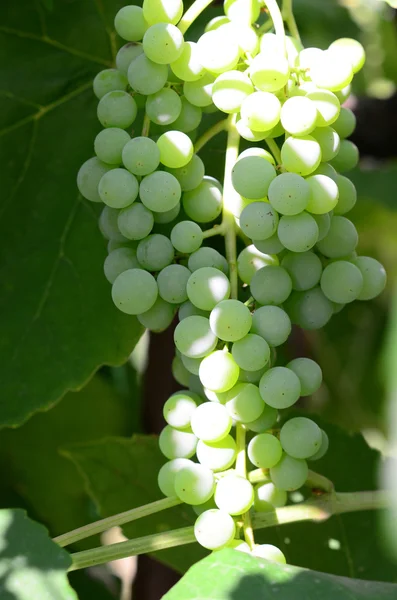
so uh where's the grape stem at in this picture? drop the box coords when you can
[265,137,282,167]
[202,223,226,238]
[68,490,391,571]
[178,0,216,34]
[263,0,287,56]
[194,118,228,153]
[141,113,151,137]
[282,0,302,43]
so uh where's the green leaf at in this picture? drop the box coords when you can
[0,372,138,547]
[0,0,143,428]
[0,508,77,599]
[64,435,206,572]
[163,548,397,600]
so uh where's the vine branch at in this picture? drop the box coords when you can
[178,0,216,34]
[194,118,228,153]
[282,0,301,43]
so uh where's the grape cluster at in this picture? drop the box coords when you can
[77,0,387,563]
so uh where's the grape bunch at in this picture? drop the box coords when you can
[77,0,387,563]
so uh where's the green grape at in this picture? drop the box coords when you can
[174,462,215,505]
[224,382,264,422]
[214,474,254,515]
[171,221,203,253]
[187,267,230,310]
[196,29,240,74]
[181,353,202,375]
[321,260,363,303]
[287,357,322,396]
[259,32,285,56]
[157,264,191,304]
[104,247,140,283]
[232,334,270,372]
[178,301,209,320]
[310,50,353,91]
[236,119,268,142]
[310,127,340,162]
[172,97,202,132]
[280,96,317,136]
[194,509,235,550]
[253,544,286,564]
[93,69,128,100]
[97,91,137,129]
[107,239,131,252]
[174,316,217,358]
[250,265,292,305]
[249,52,290,93]
[196,436,237,472]
[158,458,193,497]
[118,203,154,240]
[157,131,194,169]
[212,71,254,114]
[266,120,285,139]
[285,286,333,330]
[259,366,301,409]
[240,91,281,131]
[329,38,365,73]
[231,156,276,199]
[159,425,197,459]
[237,245,278,285]
[334,175,357,215]
[138,296,175,331]
[238,147,275,166]
[254,482,287,511]
[268,173,310,216]
[140,171,181,212]
[251,305,292,347]
[171,41,204,82]
[335,84,351,103]
[188,247,228,274]
[99,206,126,241]
[224,0,260,23]
[309,429,329,461]
[278,212,319,253]
[297,47,323,71]
[143,0,183,25]
[239,202,279,241]
[167,155,205,191]
[353,256,387,300]
[94,128,130,165]
[153,203,181,223]
[312,162,338,181]
[239,366,268,384]
[137,234,174,270]
[281,251,323,291]
[332,107,356,139]
[128,54,168,95]
[145,88,182,125]
[280,417,322,459]
[112,268,158,314]
[116,43,144,75]
[77,157,114,203]
[114,6,148,41]
[222,21,259,56]
[122,137,160,176]
[248,433,282,469]
[163,391,198,429]
[312,212,331,241]
[98,168,139,208]
[330,140,359,172]
[316,216,358,258]
[254,233,285,255]
[305,90,340,127]
[209,299,252,342]
[306,174,339,214]
[143,23,183,65]
[205,15,231,31]
[191,402,232,442]
[245,403,278,433]
[270,454,308,491]
[183,73,215,107]
[281,135,321,176]
[199,351,240,393]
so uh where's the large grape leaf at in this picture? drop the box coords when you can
[163,549,397,600]
[0,508,77,599]
[64,435,206,573]
[0,0,143,427]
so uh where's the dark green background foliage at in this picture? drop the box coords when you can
[1,0,397,598]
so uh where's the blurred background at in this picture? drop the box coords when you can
[1,0,397,598]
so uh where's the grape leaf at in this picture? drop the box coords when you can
[0,508,76,599]
[0,0,143,428]
[64,435,206,573]
[163,548,397,600]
